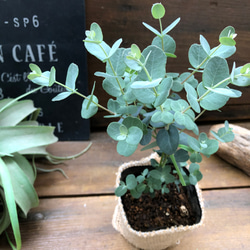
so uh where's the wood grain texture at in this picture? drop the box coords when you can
[33,124,250,197]
[1,189,249,250]
[84,0,250,128]
[1,123,250,249]
[210,124,250,176]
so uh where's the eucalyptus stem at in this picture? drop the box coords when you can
[158,18,164,51]
[41,76,116,116]
[99,44,125,96]
[170,154,186,186]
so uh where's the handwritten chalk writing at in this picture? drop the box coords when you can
[40,85,66,94]
[1,72,29,83]
[13,15,39,28]
[11,42,58,62]
[25,84,65,94]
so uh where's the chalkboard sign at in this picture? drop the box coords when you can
[0,0,89,140]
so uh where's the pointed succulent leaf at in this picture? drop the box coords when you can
[3,156,39,216]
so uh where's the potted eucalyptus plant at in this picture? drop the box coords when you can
[27,3,250,249]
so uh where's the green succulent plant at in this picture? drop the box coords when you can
[0,88,91,250]
[27,3,250,199]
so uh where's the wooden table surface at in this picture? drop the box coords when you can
[1,123,250,250]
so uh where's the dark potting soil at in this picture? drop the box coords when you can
[120,166,202,232]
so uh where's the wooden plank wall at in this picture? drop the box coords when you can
[84,0,250,129]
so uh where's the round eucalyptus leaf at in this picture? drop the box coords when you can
[151,3,165,19]
[139,45,167,81]
[154,77,173,107]
[102,77,125,97]
[188,44,208,69]
[156,125,179,155]
[117,140,138,157]
[90,22,103,42]
[126,174,137,190]
[210,44,236,59]
[152,35,176,54]
[132,88,156,104]
[174,112,195,131]
[107,122,127,141]
[115,182,127,197]
[122,116,143,130]
[219,26,235,39]
[174,149,189,162]
[126,126,143,145]
[219,37,236,46]
[202,57,229,88]
[231,66,250,87]
[190,152,202,163]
